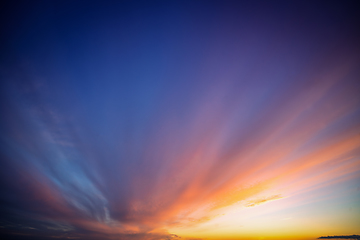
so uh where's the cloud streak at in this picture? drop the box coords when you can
[245,195,284,207]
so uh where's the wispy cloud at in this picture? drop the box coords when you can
[244,194,284,207]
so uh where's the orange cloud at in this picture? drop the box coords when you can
[244,194,284,207]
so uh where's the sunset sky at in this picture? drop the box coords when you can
[0,1,359,240]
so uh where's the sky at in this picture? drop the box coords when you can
[0,1,360,240]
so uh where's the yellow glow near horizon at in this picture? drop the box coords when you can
[167,192,360,240]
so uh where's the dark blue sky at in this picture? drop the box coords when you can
[1,1,360,240]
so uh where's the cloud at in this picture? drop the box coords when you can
[1,58,359,239]
[244,194,284,207]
